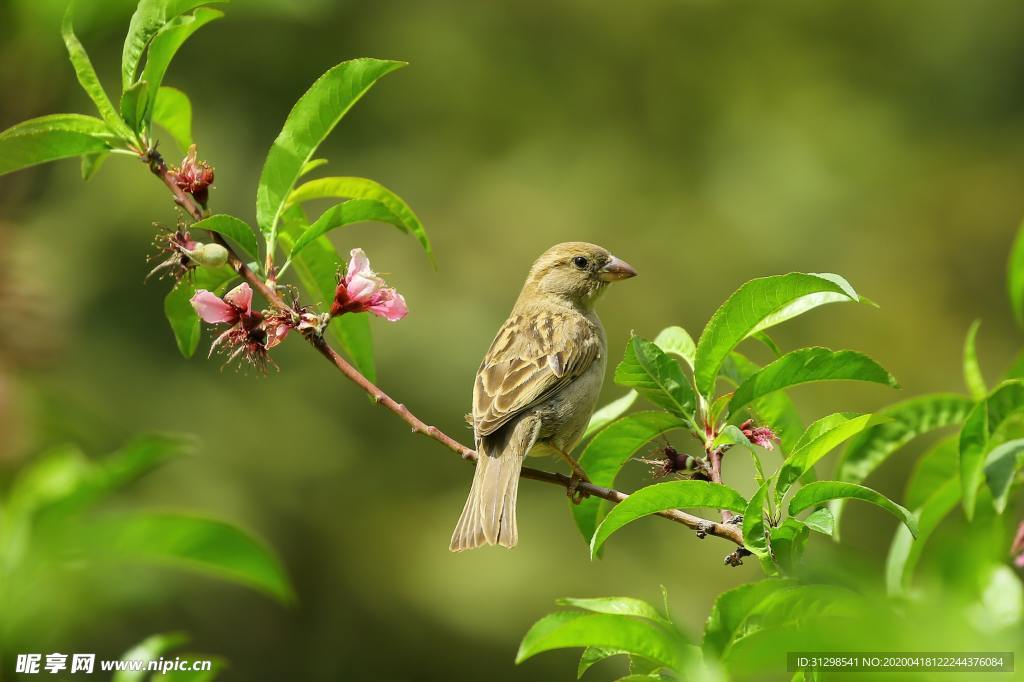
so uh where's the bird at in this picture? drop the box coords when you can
[450,242,637,551]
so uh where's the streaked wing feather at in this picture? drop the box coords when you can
[473,310,599,436]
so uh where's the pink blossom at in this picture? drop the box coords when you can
[190,283,272,370]
[330,249,408,322]
[739,419,780,451]
[170,145,215,206]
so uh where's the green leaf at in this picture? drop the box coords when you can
[517,612,690,672]
[288,199,406,261]
[279,210,376,381]
[961,380,1024,519]
[614,336,696,420]
[300,157,328,177]
[742,480,771,558]
[40,433,194,517]
[789,481,917,537]
[120,80,150,134]
[85,512,293,602]
[702,578,795,658]
[153,86,193,152]
[694,273,861,397]
[572,412,685,545]
[5,445,92,519]
[885,478,959,595]
[728,347,897,416]
[803,507,834,536]
[122,0,225,91]
[652,325,696,369]
[288,176,432,262]
[770,518,810,574]
[191,214,260,260]
[591,481,747,557]
[832,393,972,537]
[0,114,113,176]
[113,632,189,682]
[722,352,804,448]
[556,597,670,625]
[138,8,223,130]
[81,151,109,180]
[63,5,135,142]
[256,59,406,236]
[163,265,237,358]
[777,413,879,497]
[983,438,1024,513]
[1008,219,1024,328]
[963,320,987,400]
[582,392,638,441]
[905,436,959,510]
[578,647,628,679]
[751,330,782,356]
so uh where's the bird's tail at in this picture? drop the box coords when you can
[449,426,532,552]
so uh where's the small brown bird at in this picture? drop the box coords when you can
[450,242,637,551]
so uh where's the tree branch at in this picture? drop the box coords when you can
[145,149,745,551]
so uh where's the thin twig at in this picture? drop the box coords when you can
[145,150,745,550]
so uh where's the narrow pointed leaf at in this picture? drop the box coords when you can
[138,8,223,126]
[742,481,771,558]
[591,481,747,557]
[120,80,149,133]
[652,325,696,369]
[1009,219,1024,328]
[81,151,109,180]
[963,320,987,400]
[961,380,1024,518]
[728,347,897,416]
[287,199,404,260]
[722,351,804,449]
[0,114,112,176]
[556,597,670,625]
[256,58,406,235]
[572,412,685,545]
[777,414,879,497]
[694,273,860,396]
[703,579,795,658]
[885,478,959,595]
[614,336,695,420]
[191,214,259,260]
[983,438,1024,513]
[152,86,193,151]
[300,158,328,177]
[63,5,135,141]
[122,0,225,91]
[582,391,638,441]
[832,393,972,537]
[517,612,690,671]
[789,481,917,537]
[288,176,432,261]
[84,512,293,602]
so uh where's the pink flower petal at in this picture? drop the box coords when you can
[368,289,408,321]
[223,283,253,314]
[191,290,238,324]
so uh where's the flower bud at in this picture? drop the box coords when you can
[187,243,229,268]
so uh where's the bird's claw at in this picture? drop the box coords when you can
[567,473,590,504]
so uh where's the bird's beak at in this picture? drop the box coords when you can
[598,255,637,282]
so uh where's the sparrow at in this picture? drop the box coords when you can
[450,242,637,551]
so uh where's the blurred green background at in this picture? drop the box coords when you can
[2,0,1024,679]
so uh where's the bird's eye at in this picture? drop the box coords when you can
[572,256,589,269]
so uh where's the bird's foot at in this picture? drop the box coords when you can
[567,472,590,504]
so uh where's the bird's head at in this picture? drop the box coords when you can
[522,242,637,308]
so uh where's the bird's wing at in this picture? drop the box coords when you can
[473,308,601,437]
